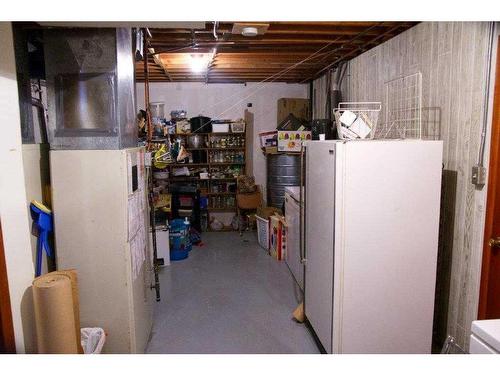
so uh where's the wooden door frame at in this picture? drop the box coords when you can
[0,220,16,353]
[478,35,500,320]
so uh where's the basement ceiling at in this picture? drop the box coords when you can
[135,21,417,84]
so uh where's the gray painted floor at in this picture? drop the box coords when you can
[146,232,319,354]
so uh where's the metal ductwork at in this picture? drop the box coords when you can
[44,27,137,149]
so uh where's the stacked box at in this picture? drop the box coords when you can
[277,131,312,152]
[269,214,287,261]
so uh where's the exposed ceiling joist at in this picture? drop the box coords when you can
[136,21,417,84]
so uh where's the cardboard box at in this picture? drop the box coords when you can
[262,146,278,155]
[269,214,286,261]
[257,206,282,219]
[277,114,308,131]
[259,131,278,148]
[277,98,310,125]
[277,131,312,152]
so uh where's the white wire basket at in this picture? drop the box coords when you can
[378,72,422,139]
[334,102,381,140]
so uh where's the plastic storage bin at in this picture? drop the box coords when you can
[212,123,230,133]
[256,215,270,251]
[81,327,106,354]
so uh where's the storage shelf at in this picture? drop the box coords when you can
[167,163,209,167]
[159,177,238,182]
[168,177,203,181]
[150,128,245,235]
[170,132,244,136]
[186,147,246,151]
[209,162,245,165]
[165,162,244,167]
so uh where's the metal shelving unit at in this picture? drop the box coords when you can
[155,128,247,231]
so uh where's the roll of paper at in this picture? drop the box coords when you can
[50,270,83,353]
[32,273,79,354]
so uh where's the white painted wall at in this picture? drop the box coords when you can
[0,22,37,353]
[136,82,309,200]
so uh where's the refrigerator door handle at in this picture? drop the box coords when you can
[300,144,307,265]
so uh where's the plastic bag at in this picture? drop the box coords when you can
[81,327,106,354]
[210,217,224,231]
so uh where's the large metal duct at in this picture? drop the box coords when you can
[44,27,137,149]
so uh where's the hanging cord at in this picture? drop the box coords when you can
[149,44,197,56]
[213,21,219,41]
[142,27,161,302]
[477,22,495,167]
[206,39,347,121]
[300,22,385,84]
[197,37,344,117]
[143,28,153,151]
[203,23,385,119]
[325,69,332,120]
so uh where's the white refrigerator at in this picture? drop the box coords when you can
[303,140,442,353]
[50,147,153,353]
[284,186,303,291]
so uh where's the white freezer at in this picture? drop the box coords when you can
[470,319,500,354]
[303,140,443,353]
[50,148,153,353]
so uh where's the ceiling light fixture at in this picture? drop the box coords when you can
[241,26,258,37]
[189,54,208,73]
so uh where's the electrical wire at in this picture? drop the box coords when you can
[145,24,384,123]
[210,43,343,121]
[198,24,385,117]
[149,44,196,56]
[300,22,387,84]
[478,22,495,167]
[213,21,218,41]
[197,37,345,119]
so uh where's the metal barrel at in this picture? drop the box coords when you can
[266,154,301,208]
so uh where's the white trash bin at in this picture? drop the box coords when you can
[81,327,106,354]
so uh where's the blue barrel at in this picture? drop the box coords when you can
[169,219,191,261]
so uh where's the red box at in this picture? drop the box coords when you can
[269,214,286,261]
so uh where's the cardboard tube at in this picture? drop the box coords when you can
[32,273,78,354]
[51,270,83,354]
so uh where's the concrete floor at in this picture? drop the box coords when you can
[145,231,320,354]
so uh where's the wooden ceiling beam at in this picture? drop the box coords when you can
[150,22,415,35]
[308,24,405,82]
[150,46,353,54]
[149,38,369,46]
[137,22,417,83]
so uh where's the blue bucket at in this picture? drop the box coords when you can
[169,219,191,261]
[170,249,189,261]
